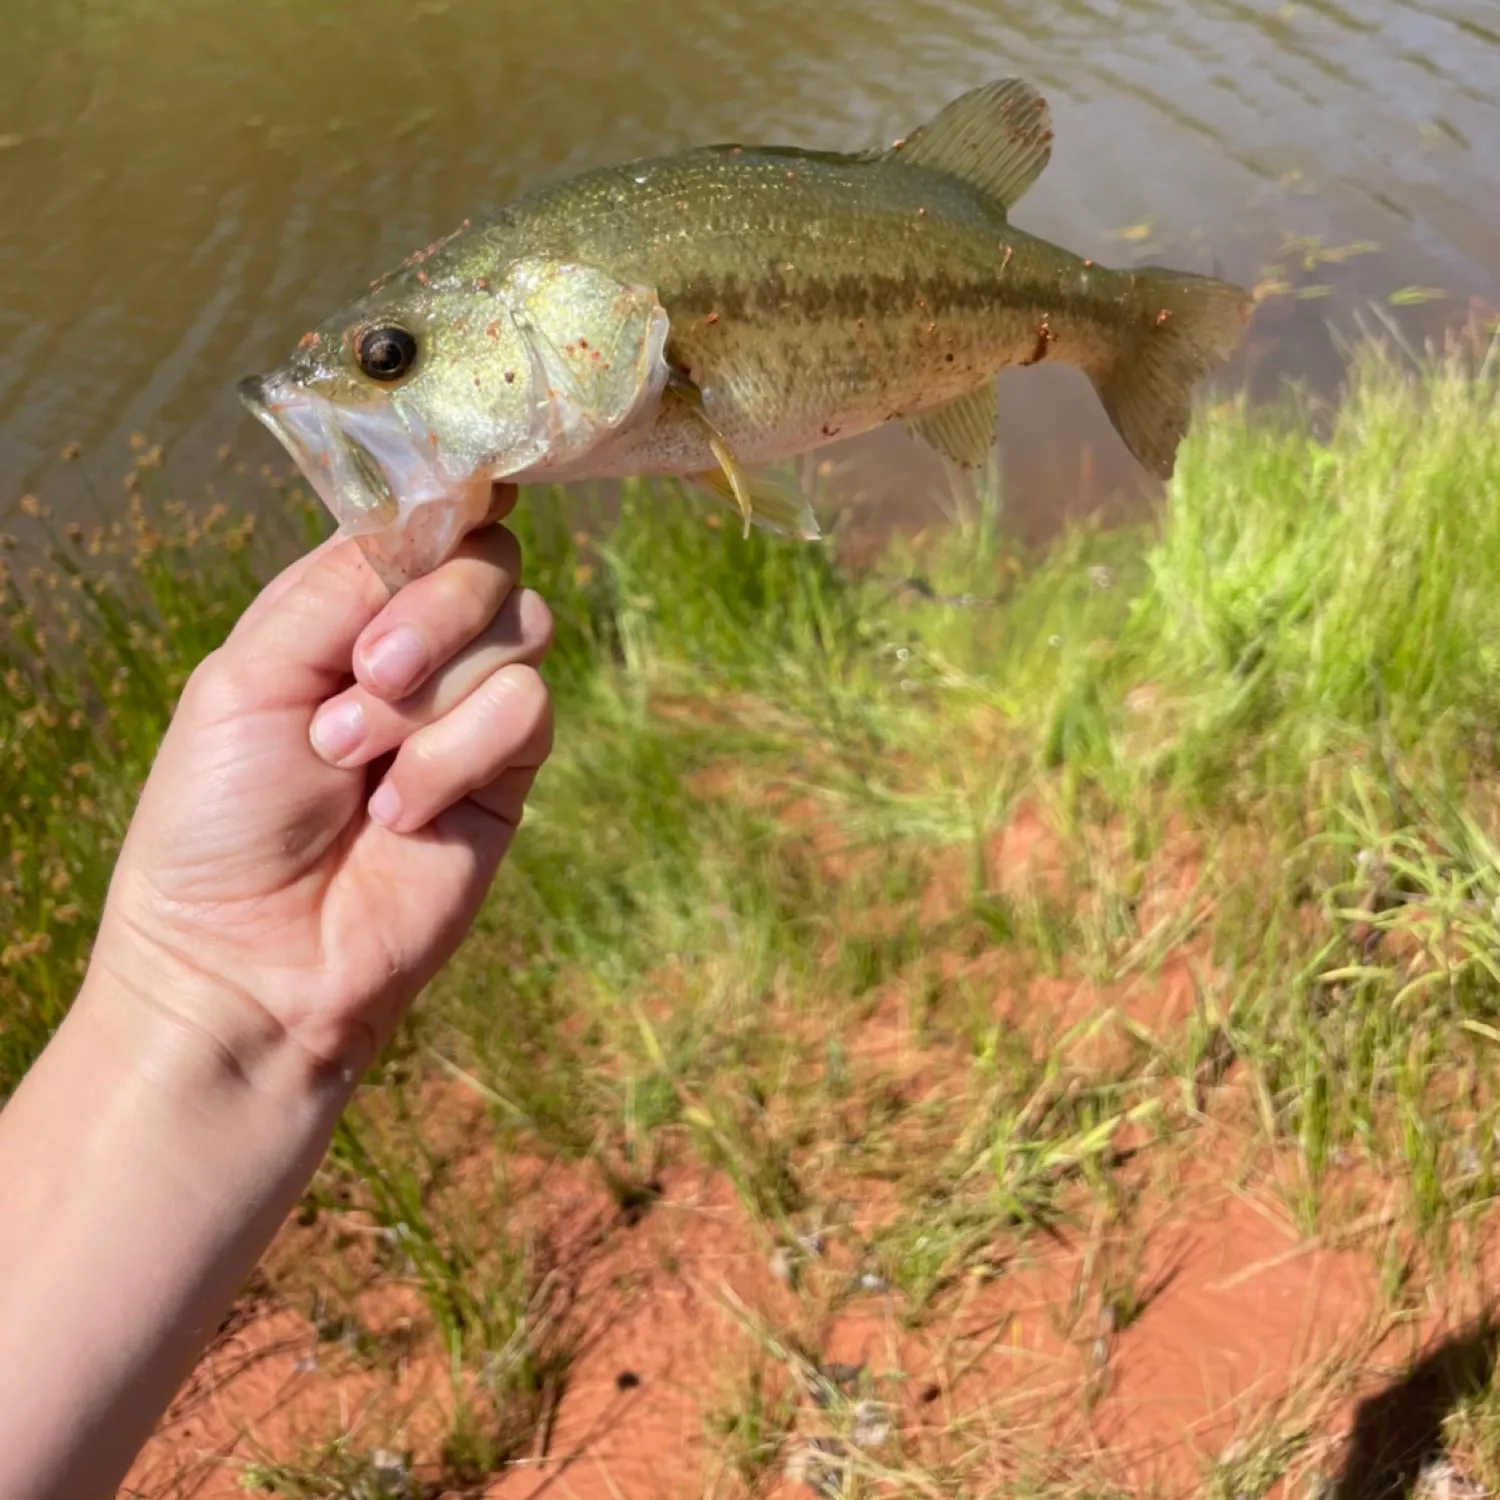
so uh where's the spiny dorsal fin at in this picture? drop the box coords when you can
[892,78,1054,212]
[906,383,999,468]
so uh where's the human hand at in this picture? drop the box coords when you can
[88,484,553,1083]
[0,487,552,1499]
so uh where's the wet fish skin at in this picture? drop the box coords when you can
[240,78,1251,579]
[458,148,1172,474]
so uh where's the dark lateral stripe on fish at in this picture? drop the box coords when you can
[666,262,1138,330]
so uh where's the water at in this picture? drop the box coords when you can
[2,0,1498,543]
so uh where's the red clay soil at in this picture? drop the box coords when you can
[126,1085,1500,1500]
[124,807,1500,1498]
[128,1161,796,1500]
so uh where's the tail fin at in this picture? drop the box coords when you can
[1090,269,1252,480]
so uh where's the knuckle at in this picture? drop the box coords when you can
[503,662,549,714]
[486,482,520,523]
[400,734,444,785]
[532,701,556,762]
[312,537,382,599]
[477,664,550,748]
[458,521,521,578]
[178,648,254,723]
[509,667,554,752]
[430,570,487,633]
[430,528,522,626]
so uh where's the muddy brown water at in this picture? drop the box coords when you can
[2,0,1498,546]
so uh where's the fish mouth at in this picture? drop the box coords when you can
[236,372,449,537]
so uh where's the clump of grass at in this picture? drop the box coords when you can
[1126,333,1500,800]
[315,1098,570,1469]
[702,1354,799,1495]
[241,1437,417,1499]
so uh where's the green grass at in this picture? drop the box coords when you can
[8,330,1500,1493]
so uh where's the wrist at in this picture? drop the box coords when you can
[58,944,360,1228]
[81,902,373,1110]
[0,933,360,1500]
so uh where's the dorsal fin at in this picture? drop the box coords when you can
[891,78,1054,212]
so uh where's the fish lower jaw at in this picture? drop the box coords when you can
[346,478,495,592]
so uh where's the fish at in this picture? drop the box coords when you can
[238,77,1252,588]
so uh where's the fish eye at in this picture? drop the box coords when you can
[356,325,418,382]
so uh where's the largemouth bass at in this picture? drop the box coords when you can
[239,78,1251,586]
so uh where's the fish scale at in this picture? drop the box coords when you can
[241,77,1251,584]
[445,164,1002,465]
[449,147,1179,474]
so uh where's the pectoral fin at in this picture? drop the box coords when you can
[702,429,758,541]
[669,372,821,540]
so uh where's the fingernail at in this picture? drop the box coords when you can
[368,780,403,829]
[309,700,365,763]
[362,626,429,696]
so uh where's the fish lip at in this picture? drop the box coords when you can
[236,370,444,536]
[235,373,273,414]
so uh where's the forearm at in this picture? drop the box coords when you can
[0,965,356,1500]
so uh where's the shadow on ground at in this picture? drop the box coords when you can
[1334,1318,1498,1499]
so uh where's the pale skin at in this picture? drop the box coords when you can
[0,485,553,1500]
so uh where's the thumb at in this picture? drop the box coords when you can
[227,537,391,704]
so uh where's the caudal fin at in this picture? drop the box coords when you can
[1091,269,1252,480]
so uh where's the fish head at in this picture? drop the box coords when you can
[238,255,672,585]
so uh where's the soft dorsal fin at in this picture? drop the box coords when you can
[905,383,998,469]
[891,78,1054,212]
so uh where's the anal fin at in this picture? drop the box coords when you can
[905,383,998,468]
